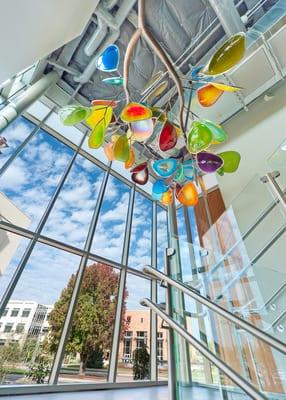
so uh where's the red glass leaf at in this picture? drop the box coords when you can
[159,121,178,151]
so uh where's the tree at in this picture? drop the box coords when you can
[26,357,50,384]
[48,263,128,375]
[133,345,150,380]
[0,342,21,383]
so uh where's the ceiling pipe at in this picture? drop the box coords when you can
[208,0,246,37]
[74,0,137,84]
[84,17,108,57]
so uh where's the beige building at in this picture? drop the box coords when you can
[0,192,31,276]
[118,310,168,366]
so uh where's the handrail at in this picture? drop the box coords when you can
[142,265,286,355]
[141,298,267,400]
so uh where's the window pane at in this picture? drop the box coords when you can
[91,175,130,263]
[157,206,168,271]
[128,192,152,270]
[0,127,73,230]
[57,262,120,384]
[42,154,105,248]
[117,273,150,382]
[0,243,81,385]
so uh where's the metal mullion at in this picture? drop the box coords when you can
[49,163,112,384]
[108,184,136,383]
[0,107,55,177]
[150,200,158,381]
[0,132,87,317]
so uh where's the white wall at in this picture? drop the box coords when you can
[0,0,100,83]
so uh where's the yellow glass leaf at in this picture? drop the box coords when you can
[203,32,246,75]
[125,147,135,169]
[88,121,105,149]
[211,82,242,92]
[86,105,113,129]
[146,81,168,101]
[113,135,130,162]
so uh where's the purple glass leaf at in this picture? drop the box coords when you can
[197,152,223,174]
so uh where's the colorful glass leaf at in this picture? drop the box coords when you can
[183,160,194,180]
[102,76,124,85]
[161,190,173,205]
[130,118,154,142]
[187,121,213,154]
[197,84,223,107]
[91,99,118,107]
[120,102,152,123]
[176,182,198,207]
[159,121,178,151]
[153,158,177,178]
[104,142,115,161]
[203,33,246,75]
[152,180,169,200]
[197,151,223,174]
[88,120,105,149]
[150,107,167,122]
[191,65,204,81]
[59,105,90,126]
[97,44,120,72]
[86,106,113,129]
[203,120,228,144]
[211,82,242,92]
[217,151,241,175]
[125,147,135,169]
[146,81,168,101]
[131,162,149,185]
[113,135,130,162]
[174,164,185,183]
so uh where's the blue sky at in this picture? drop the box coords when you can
[0,114,168,311]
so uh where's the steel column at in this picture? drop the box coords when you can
[150,201,158,381]
[108,185,136,382]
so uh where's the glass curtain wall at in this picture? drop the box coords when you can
[0,100,167,389]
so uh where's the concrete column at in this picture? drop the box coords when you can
[208,0,246,37]
[0,71,59,131]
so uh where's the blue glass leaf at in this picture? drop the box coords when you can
[153,158,177,178]
[97,45,120,72]
[152,180,169,200]
[183,160,194,180]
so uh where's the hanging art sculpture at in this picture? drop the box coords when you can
[59,0,244,208]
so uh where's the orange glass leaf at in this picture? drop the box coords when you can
[91,99,118,107]
[211,82,242,92]
[176,182,198,207]
[125,147,135,169]
[161,190,173,206]
[197,84,223,107]
[104,142,115,161]
[120,102,152,122]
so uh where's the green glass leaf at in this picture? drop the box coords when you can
[187,121,212,154]
[174,164,185,183]
[59,105,90,126]
[203,119,228,144]
[88,120,105,149]
[217,151,241,175]
[113,135,130,162]
[203,33,246,75]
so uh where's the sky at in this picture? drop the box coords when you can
[0,110,169,312]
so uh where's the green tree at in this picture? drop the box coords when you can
[48,263,128,375]
[133,345,150,380]
[0,342,21,383]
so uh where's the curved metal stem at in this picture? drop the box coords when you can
[123,28,142,104]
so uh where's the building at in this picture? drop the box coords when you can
[118,310,168,366]
[0,300,53,347]
[0,193,31,276]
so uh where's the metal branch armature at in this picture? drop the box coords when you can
[123,0,186,136]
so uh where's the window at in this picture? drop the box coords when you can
[0,340,5,346]
[4,323,13,333]
[22,308,31,318]
[11,308,20,317]
[157,339,163,362]
[15,323,25,334]
[140,318,144,323]
[122,331,133,363]
[2,308,8,317]
[127,316,131,323]
[136,331,147,349]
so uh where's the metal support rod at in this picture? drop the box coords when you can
[0,132,87,318]
[208,0,246,37]
[263,172,286,212]
[142,266,286,355]
[108,185,136,382]
[0,71,59,132]
[141,299,267,400]
[150,201,158,381]
[165,248,176,400]
[49,163,112,384]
